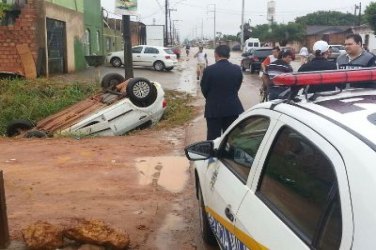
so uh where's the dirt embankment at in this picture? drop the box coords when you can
[0,123,207,249]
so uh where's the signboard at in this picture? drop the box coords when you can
[115,0,138,16]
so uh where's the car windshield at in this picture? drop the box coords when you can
[332,45,345,50]
[164,49,175,54]
[254,49,273,57]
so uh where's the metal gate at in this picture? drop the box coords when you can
[47,18,66,74]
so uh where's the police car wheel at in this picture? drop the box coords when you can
[198,185,217,245]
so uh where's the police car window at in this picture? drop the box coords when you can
[257,126,342,249]
[132,46,143,53]
[220,116,270,183]
[144,47,159,54]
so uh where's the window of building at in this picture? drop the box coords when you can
[257,126,342,249]
[96,30,100,52]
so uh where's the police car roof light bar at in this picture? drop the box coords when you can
[273,68,376,86]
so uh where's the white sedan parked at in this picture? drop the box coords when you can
[106,45,178,71]
[185,68,376,249]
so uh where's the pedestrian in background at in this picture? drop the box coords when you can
[200,45,244,140]
[265,50,294,100]
[260,46,280,101]
[337,34,376,69]
[298,40,337,92]
[194,46,208,80]
[337,34,376,88]
[299,45,309,65]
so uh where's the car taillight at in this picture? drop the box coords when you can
[162,99,167,108]
[273,68,376,86]
[165,56,171,59]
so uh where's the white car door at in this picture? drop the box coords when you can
[132,46,144,66]
[142,47,160,67]
[234,114,353,250]
[202,110,280,249]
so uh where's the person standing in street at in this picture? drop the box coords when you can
[194,46,208,80]
[265,50,294,100]
[336,34,376,69]
[299,45,309,65]
[200,45,244,140]
[260,46,280,101]
[298,40,337,92]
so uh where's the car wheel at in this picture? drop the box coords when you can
[6,119,35,137]
[165,67,174,71]
[198,185,217,245]
[110,57,122,67]
[101,73,125,91]
[126,77,158,107]
[24,130,47,138]
[241,63,246,72]
[153,61,165,71]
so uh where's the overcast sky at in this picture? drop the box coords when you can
[100,0,375,40]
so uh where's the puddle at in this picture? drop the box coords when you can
[135,156,189,193]
[155,213,186,250]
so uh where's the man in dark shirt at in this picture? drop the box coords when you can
[298,40,337,92]
[265,50,294,100]
[200,45,244,140]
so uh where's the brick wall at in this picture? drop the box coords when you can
[0,0,38,75]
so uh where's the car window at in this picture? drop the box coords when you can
[257,126,342,249]
[254,42,259,47]
[248,42,253,47]
[132,46,143,53]
[220,116,270,183]
[144,47,159,54]
[254,50,273,57]
[164,49,175,54]
[331,47,340,53]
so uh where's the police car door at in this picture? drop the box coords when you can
[234,114,353,249]
[205,111,279,249]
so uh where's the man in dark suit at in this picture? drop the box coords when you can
[200,45,244,140]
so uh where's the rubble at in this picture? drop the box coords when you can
[22,221,63,250]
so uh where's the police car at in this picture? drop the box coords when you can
[185,68,376,249]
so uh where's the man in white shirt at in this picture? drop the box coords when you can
[194,46,208,80]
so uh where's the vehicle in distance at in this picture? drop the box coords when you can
[185,68,376,249]
[329,44,346,54]
[240,48,273,73]
[106,45,178,71]
[6,73,167,138]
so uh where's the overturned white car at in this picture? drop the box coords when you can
[6,73,167,138]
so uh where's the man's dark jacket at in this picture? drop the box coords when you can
[200,59,244,118]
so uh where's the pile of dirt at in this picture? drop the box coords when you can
[22,219,130,250]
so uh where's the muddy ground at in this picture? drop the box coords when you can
[0,113,211,249]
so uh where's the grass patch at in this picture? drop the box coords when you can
[156,90,195,129]
[0,78,99,135]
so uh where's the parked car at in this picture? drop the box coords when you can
[240,48,273,73]
[329,44,346,54]
[185,68,376,249]
[106,45,178,71]
[231,44,241,51]
[328,46,342,61]
[6,73,167,138]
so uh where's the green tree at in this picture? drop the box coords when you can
[364,2,376,33]
[222,34,238,41]
[295,11,358,25]
[250,22,304,45]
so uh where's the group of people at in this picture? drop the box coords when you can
[198,33,376,140]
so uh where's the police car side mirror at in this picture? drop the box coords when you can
[184,141,215,161]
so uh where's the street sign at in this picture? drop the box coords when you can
[115,0,138,16]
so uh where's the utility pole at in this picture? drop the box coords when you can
[122,15,133,79]
[240,0,245,51]
[208,4,216,49]
[358,2,362,26]
[169,8,177,45]
[165,0,169,46]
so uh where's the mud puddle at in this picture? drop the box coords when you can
[135,156,189,193]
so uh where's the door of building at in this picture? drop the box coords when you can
[47,18,66,74]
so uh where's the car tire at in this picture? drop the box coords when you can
[110,57,123,67]
[165,67,174,71]
[241,63,246,72]
[126,77,158,107]
[6,119,35,137]
[101,73,125,91]
[153,61,165,71]
[198,185,217,245]
[24,130,47,138]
